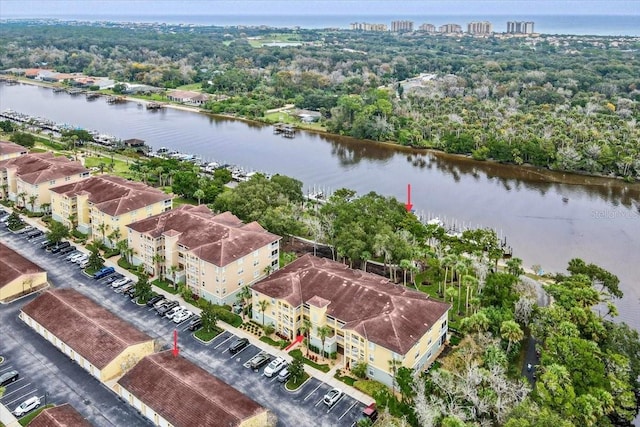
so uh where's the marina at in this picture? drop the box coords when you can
[0,81,638,331]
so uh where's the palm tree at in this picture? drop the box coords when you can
[1,183,8,199]
[28,195,37,212]
[455,257,473,314]
[299,319,312,357]
[152,253,164,280]
[17,191,27,209]
[67,213,77,230]
[97,222,107,245]
[500,320,524,354]
[169,265,179,286]
[107,228,121,249]
[441,253,456,298]
[317,325,332,360]
[258,299,270,326]
[462,275,479,315]
[388,357,402,394]
[237,286,252,319]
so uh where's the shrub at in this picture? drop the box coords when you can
[354,380,389,398]
[263,324,275,335]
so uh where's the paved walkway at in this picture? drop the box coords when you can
[0,403,20,427]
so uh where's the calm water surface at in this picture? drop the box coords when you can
[1,83,639,329]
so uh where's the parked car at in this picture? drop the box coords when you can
[187,316,202,331]
[172,310,193,324]
[0,370,19,386]
[94,266,115,280]
[74,254,89,264]
[104,273,123,284]
[111,277,131,288]
[79,258,90,268]
[249,352,271,370]
[13,396,41,417]
[277,366,291,383]
[17,225,34,234]
[50,241,71,254]
[125,287,138,298]
[25,230,43,239]
[157,301,179,316]
[357,403,379,424]
[165,306,187,320]
[117,283,135,294]
[154,298,172,310]
[228,338,249,354]
[66,251,82,261]
[41,240,56,250]
[57,245,76,255]
[323,388,343,407]
[263,357,287,377]
[146,294,165,307]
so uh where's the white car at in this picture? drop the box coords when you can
[172,310,193,324]
[79,259,90,268]
[13,396,40,417]
[111,277,131,288]
[73,254,89,264]
[66,251,82,261]
[263,357,287,377]
[323,388,343,407]
[165,306,188,320]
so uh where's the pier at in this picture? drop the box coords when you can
[273,123,296,138]
[146,102,165,110]
[106,96,126,104]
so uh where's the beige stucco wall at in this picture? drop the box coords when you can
[0,271,47,302]
[101,340,155,382]
[16,171,89,211]
[239,411,272,427]
[0,149,26,161]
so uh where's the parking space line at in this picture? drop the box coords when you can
[228,345,252,360]
[4,389,38,407]
[0,365,14,373]
[339,401,357,420]
[0,382,31,398]
[304,384,322,401]
[214,335,233,349]
[315,398,324,407]
[326,394,344,413]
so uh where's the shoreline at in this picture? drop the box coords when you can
[7,77,639,189]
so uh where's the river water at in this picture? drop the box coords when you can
[1,83,639,330]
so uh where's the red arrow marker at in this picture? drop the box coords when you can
[172,329,179,357]
[405,184,413,212]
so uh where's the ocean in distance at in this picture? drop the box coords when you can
[13,14,640,36]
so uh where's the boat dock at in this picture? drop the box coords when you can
[106,96,126,104]
[273,123,296,138]
[146,102,165,110]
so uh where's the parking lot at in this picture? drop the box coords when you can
[1,221,367,427]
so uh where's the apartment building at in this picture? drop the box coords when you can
[467,21,493,35]
[0,140,28,161]
[391,20,414,32]
[349,22,388,31]
[0,152,89,212]
[20,289,155,382]
[438,23,463,34]
[28,404,92,427]
[117,351,272,427]
[50,175,172,246]
[507,21,535,34]
[126,205,281,305]
[251,255,450,387]
[418,23,436,33]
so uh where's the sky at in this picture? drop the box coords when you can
[1,0,639,17]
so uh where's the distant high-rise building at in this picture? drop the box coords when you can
[350,22,388,32]
[391,20,414,32]
[418,23,436,33]
[506,21,535,34]
[467,21,493,35]
[438,24,463,34]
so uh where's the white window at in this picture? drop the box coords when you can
[238,268,243,274]
[253,270,259,278]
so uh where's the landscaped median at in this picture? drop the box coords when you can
[285,372,310,391]
[193,327,223,343]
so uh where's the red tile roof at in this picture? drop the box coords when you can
[118,351,268,427]
[0,141,28,156]
[127,205,280,266]
[0,242,45,289]
[21,289,153,369]
[27,403,93,427]
[50,175,171,216]
[0,153,88,185]
[252,254,451,355]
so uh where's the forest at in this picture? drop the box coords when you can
[0,21,639,180]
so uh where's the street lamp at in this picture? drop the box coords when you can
[44,392,49,405]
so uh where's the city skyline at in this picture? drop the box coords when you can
[1,0,639,17]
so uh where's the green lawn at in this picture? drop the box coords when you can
[176,83,202,91]
[194,327,223,342]
[285,372,310,390]
[84,156,134,179]
[151,279,179,295]
[263,111,325,131]
[354,379,389,398]
[173,196,197,207]
[289,349,331,373]
[260,336,288,349]
[18,405,55,426]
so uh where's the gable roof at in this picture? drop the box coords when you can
[0,242,45,288]
[27,404,93,427]
[127,205,280,267]
[50,175,171,216]
[21,289,153,369]
[252,254,450,355]
[118,351,268,427]
[0,140,28,156]
[0,153,88,185]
